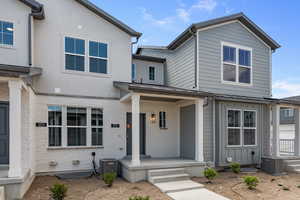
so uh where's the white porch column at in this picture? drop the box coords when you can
[131,94,140,166]
[295,108,300,156]
[195,98,204,162]
[8,80,23,177]
[271,104,280,157]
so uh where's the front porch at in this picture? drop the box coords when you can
[114,82,212,182]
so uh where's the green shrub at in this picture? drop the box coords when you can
[203,168,218,182]
[230,162,241,174]
[50,184,68,200]
[243,176,259,190]
[103,172,117,187]
[129,196,150,200]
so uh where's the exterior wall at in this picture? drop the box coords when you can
[140,38,196,90]
[0,83,9,101]
[0,0,30,66]
[203,98,214,162]
[32,0,132,98]
[34,95,180,173]
[216,101,266,166]
[197,22,272,98]
[132,59,164,85]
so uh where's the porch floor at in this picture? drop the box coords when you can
[120,158,206,170]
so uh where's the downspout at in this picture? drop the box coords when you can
[189,27,197,89]
[212,97,216,166]
[28,14,33,66]
[131,36,141,82]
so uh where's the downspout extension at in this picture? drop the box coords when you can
[189,26,197,89]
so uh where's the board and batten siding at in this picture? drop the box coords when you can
[140,37,196,90]
[203,98,214,162]
[197,22,272,98]
[216,101,269,166]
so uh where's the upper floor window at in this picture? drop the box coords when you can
[0,21,13,46]
[281,108,294,118]
[222,42,252,85]
[132,63,136,80]
[149,66,155,81]
[89,41,108,74]
[65,37,85,71]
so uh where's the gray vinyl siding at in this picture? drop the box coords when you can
[262,104,271,157]
[198,22,271,98]
[132,59,164,85]
[203,98,214,162]
[216,101,267,166]
[140,38,195,89]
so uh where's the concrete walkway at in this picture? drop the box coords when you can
[154,180,230,200]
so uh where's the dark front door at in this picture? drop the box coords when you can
[126,113,146,156]
[0,103,9,164]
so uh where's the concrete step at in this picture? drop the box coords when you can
[167,188,230,200]
[284,159,300,165]
[154,180,204,193]
[149,173,190,184]
[148,168,185,177]
[287,164,300,171]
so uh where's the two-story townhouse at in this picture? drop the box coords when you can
[1,1,300,199]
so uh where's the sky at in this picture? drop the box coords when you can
[90,0,300,98]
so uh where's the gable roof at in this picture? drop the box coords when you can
[74,0,141,37]
[19,0,45,19]
[137,12,280,54]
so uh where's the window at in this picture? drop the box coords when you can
[48,106,62,147]
[159,111,166,129]
[67,107,87,146]
[132,64,136,80]
[149,66,155,81]
[91,108,103,146]
[281,108,294,118]
[0,21,13,46]
[227,109,257,147]
[65,37,85,71]
[227,110,241,146]
[89,41,108,74]
[222,43,252,85]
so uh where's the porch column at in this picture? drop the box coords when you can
[131,94,140,166]
[271,104,280,157]
[195,98,204,162]
[295,108,300,156]
[8,80,23,177]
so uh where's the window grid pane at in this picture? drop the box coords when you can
[67,128,86,146]
[223,46,236,63]
[149,67,155,80]
[49,127,62,146]
[92,128,103,146]
[228,129,240,146]
[159,111,166,128]
[244,111,256,127]
[0,21,13,46]
[239,49,251,66]
[89,58,107,74]
[239,67,251,84]
[244,129,255,145]
[223,64,236,82]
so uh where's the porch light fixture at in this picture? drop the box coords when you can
[150,113,156,123]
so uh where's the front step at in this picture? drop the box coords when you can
[284,159,300,165]
[283,159,300,173]
[148,168,185,177]
[149,173,190,184]
[154,180,204,193]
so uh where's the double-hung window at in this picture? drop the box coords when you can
[65,37,85,71]
[91,108,103,146]
[149,66,155,81]
[67,107,87,146]
[132,64,136,81]
[48,106,62,147]
[227,109,257,147]
[89,41,108,74]
[0,21,13,46]
[159,111,166,129]
[222,42,252,85]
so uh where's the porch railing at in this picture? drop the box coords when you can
[279,139,295,154]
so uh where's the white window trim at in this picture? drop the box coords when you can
[221,41,253,86]
[243,109,257,147]
[88,40,110,75]
[226,108,242,147]
[62,35,111,78]
[149,66,156,81]
[226,108,257,148]
[48,106,63,147]
[0,19,16,49]
[48,105,104,149]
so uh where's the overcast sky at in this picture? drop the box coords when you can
[91,0,300,98]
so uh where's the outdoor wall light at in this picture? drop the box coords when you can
[150,113,156,123]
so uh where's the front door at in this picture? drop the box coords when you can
[126,113,146,155]
[0,103,9,164]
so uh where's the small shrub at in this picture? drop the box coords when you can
[282,186,290,191]
[129,196,150,200]
[50,184,68,200]
[230,162,241,174]
[243,176,259,190]
[204,168,218,182]
[103,172,117,187]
